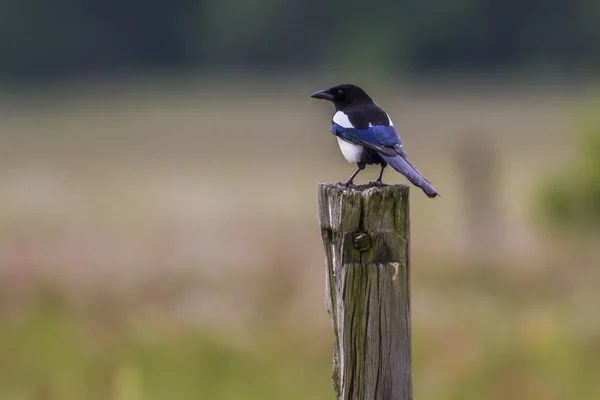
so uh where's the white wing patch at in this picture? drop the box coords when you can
[332,111,354,128]
[386,113,394,126]
[337,137,363,163]
[334,110,394,127]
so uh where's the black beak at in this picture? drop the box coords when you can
[311,90,334,101]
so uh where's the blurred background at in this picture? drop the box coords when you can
[1,1,600,399]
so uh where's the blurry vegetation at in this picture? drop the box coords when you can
[1,0,599,393]
[1,265,600,400]
[537,97,600,234]
[0,290,334,400]
[0,77,597,398]
[0,0,599,81]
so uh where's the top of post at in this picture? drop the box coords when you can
[317,182,410,235]
[317,182,410,196]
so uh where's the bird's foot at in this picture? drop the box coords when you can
[341,179,356,188]
[369,179,384,186]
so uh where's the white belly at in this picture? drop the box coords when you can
[337,137,364,163]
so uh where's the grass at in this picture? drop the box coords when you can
[0,80,599,399]
[1,261,599,400]
[0,290,334,400]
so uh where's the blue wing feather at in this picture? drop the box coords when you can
[331,123,403,156]
[331,122,438,197]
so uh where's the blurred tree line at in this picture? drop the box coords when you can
[0,0,599,81]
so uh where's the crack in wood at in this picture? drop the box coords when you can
[317,183,413,400]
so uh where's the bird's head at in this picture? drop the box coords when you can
[311,84,373,110]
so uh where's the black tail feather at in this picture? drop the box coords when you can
[380,154,439,198]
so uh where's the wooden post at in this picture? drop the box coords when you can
[317,183,412,400]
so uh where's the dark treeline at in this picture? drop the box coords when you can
[0,0,598,81]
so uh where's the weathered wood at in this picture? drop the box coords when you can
[317,183,412,400]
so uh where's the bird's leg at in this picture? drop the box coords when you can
[371,161,387,184]
[343,162,366,186]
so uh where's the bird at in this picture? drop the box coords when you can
[311,84,439,198]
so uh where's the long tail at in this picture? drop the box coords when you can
[380,154,439,198]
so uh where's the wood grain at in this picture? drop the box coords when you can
[317,183,412,400]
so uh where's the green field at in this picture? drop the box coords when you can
[1,79,598,399]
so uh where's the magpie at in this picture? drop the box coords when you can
[311,84,439,198]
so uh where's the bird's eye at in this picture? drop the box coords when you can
[337,89,344,95]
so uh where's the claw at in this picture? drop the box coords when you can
[341,181,358,190]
